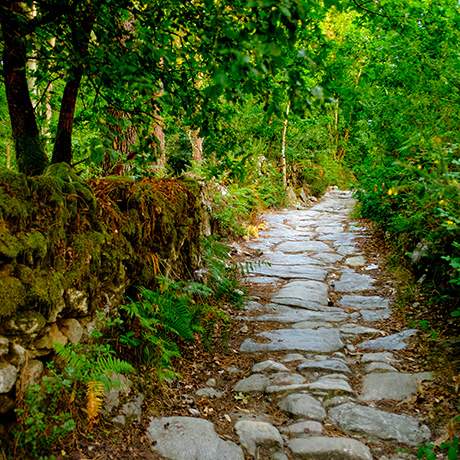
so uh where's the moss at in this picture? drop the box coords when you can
[0,275,26,317]
[0,224,21,259]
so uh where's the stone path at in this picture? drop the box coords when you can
[146,189,433,459]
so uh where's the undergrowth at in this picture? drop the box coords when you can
[9,236,243,459]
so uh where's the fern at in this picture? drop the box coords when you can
[86,380,104,428]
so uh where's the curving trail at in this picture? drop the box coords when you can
[147,189,432,459]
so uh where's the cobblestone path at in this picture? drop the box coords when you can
[146,189,432,459]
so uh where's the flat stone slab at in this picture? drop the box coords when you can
[235,420,283,456]
[329,402,431,445]
[280,420,323,437]
[311,252,343,264]
[277,241,332,254]
[298,359,351,374]
[272,280,328,310]
[340,295,389,310]
[240,328,344,353]
[307,376,353,395]
[334,270,374,293]
[234,374,271,392]
[358,329,418,351]
[252,360,289,374]
[249,305,349,323]
[345,256,366,267]
[339,324,383,336]
[249,264,327,281]
[361,352,396,364]
[288,436,372,460]
[360,309,391,321]
[360,372,433,401]
[243,276,280,285]
[262,253,323,266]
[364,362,398,373]
[147,417,243,459]
[278,393,326,420]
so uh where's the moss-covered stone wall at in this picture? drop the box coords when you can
[0,164,204,412]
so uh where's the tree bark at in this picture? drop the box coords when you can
[1,4,48,176]
[51,68,83,164]
[51,7,94,164]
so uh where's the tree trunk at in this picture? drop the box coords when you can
[51,69,83,164]
[1,4,48,176]
[281,101,290,190]
[51,8,94,165]
[188,128,203,162]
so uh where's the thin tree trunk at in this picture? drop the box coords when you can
[51,8,94,164]
[188,128,203,162]
[51,69,83,164]
[281,101,290,190]
[1,4,48,176]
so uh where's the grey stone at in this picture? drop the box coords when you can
[252,360,289,374]
[360,309,391,321]
[21,359,44,387]
[249,265,327,281]
[292,321,334,329]
[206,378,217,387]
[340,295,389,310]
[244,276,280,285]
[334,270,374,293]
[252,305,349,323]
[288,436,372,460]
[104,373,132,413]
[240,328,343,353]
[307,376,353,395]
[329,402,431,445]
[361,352,396,364]
[358,329,418,351]
[244,301,264,311]
[66,288,89,314]
[276,241,332,254]
[234,374,270,392]
[0,364,17,393]
[323,396,355,409]
[263,253,323,266]
[271,452,289,460]
[59,318,83,344]
[196,387,224,398]
[270,372,305,386]
[6,311,46,336]
[272,280,328,310]
[121,394,144,422]
[10,343,26,367]
[35,324,68,349]
[335,245,358,256]
[280,420,323,437]
[147,417,244,460]
[282,353,306,362]
[0,336,9,357]
[278,393,326,420]
[226,366,241,374]
[298,359,351,374]
[339,324,383,336]
[234,420,283,457]
[345,256,367,267]
[311,252,343,264]
[265,384,312,394]
[364,362,397,373]
[360,372,433,401]
[111,414,126,426]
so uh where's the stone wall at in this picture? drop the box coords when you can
[0,164,204,413]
